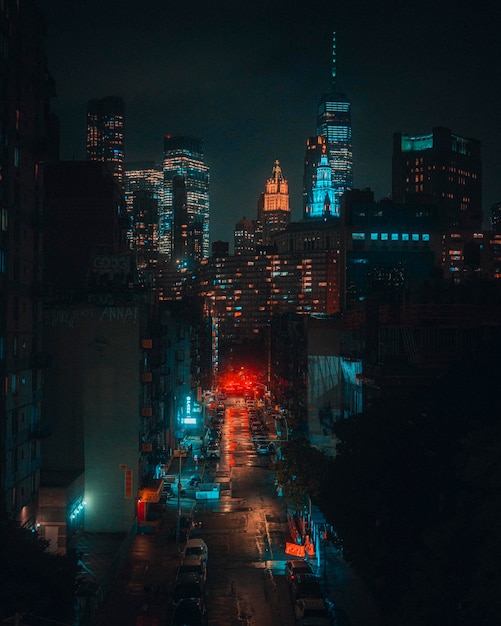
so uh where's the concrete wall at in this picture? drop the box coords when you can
[44,304,142,532]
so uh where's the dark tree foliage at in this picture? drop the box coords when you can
[0,509,78,624]
[275,436,330,512]
[320,356,501,625]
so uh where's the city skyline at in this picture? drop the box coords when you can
[38,0,501,243]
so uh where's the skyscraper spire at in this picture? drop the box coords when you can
[272,159,285,184]
[315,32,353,215]
[332,31,337,88]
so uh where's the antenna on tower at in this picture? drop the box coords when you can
[332,31,337,88]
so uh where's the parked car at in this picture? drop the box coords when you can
[285,559,314,585]
[256,442,270,455]
[184,538,208,565]
[291,573,324,601]
[178,555,207,586]
[189,474,202,487]
[170,598,207,626]
[206,443,221,459]
[294,597,333,626]
[172,572,205,605]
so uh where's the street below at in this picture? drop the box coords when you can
[94,396,380,626]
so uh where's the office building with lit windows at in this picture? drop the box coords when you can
[316,33,353,216]
[234,217,256,255]
[163,136,210,260]
[124,161,163,277]
[197,248,340,345]
[392,126,482,231]
[86,96,125,188]
[340,189,440,310]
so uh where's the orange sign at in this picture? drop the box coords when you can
[125,469,133,499]
[285,542,306,557]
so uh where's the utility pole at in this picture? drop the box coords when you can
[176,439,182,545]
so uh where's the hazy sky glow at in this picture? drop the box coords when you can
[38,0,501,243]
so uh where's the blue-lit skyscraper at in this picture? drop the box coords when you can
[163,136,210,261]
[304,140,337,219]
[316,33,353,215]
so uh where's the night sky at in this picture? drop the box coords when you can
[38,0,501,244]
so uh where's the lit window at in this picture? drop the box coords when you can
[352,233,365,240]
[391,233,399,241]
[371,233,378,240]
[422,233,430,241]
[381,233,388,240]
[402,234,409,241]
[412,234,419,241]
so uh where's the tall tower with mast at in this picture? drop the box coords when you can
[316,32,353,215]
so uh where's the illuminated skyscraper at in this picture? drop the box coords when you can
[303,135,326,217]
[257,160,290,244]
[163,136,210,260]
[86,96,125,187]
[172,175,189,261]
[304,141,337,219]
[124,161,163,274]
[316,33,353,215]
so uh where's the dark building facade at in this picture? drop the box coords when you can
[0,0,58,527]
[392,126,482,231]
[340,189,440,310]
[42,161,128,292]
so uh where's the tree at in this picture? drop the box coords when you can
[0,508,78,624]
[274,437,330,512]
[318,354,501,624]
